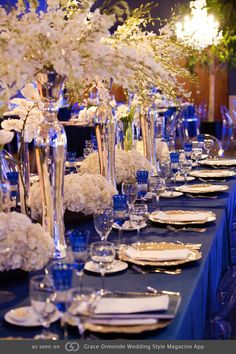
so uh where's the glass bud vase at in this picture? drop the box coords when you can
[94,102,117,189]
[35,70,67,259]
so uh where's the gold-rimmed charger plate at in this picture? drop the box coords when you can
[149,210,216,225]
[119,242,202,267]
[175,183,229,194]
[190,169,236,178]
[199,158,236,167]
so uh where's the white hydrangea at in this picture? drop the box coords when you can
[0,212,54,272]
[30,173,116,219]
[80,149,153,184]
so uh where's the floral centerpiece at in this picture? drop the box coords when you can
[30,173,116,220]
[80,149,153,184]
[0,212,53,272]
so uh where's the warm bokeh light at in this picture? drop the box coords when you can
[176,0,222,50]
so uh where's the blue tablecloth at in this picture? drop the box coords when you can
[0,192,232,340]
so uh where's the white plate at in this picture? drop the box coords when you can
[199,158,236,167]
[160,191,183,198]
[113,221,147,231]
[190,169,236,178]
[175,183,229,194]
[149,210,216,225]
[171,175,195,182]
[5,306,60,327]
[84,260,128,274]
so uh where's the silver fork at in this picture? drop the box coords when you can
[185,193,218,199]
[199,178,226,183]
[167,225,207,233]
[132,264,182,275]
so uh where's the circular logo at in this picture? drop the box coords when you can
[65,342,80,352]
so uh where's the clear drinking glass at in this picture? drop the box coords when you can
[67,229,89,290]
[121,181,138,226]
[30,275,59,340]
[170,152,180,193]
[66,152,77,174]
[130,204,148,234]
[6,171,19,209]
[136,170,149,200]
[113,194,127,244]
[93,207,114,242]
[192,147,202,165]
[179,159,192,185]
[204,139,214,157]
[183,142,193,161]
[83,148,91,159]
[159,162,171,191]
[149,176,165,202]
[90,242,115,295]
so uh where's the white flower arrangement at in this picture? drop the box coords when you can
[80,149,153,184]
[30,173,116,219]
[2,84,44,143]
[0,130,14,148]
[0,212,54,272]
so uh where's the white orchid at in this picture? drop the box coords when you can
[0,130,14,147]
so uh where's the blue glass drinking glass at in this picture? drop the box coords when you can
[66,151,77,174]
[183,142,193,160]
[6,171,19,208]
[67,229,89,289]
[113,194,127,244]
[197,134,205,149]
[170,152,180,191]
[136,170,149,199]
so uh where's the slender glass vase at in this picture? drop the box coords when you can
[17,133,30,216]
[94,102,117,189]
[35,70,67,259]
[0,150,10,213]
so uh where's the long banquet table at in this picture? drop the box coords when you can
[0,173,236,340]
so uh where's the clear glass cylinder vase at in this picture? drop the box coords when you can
[35,70,67,259]
[94,102,117,189]
[17,133,30,216]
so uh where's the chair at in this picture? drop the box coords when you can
[191,134,224,158]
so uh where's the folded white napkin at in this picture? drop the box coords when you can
[87,318,158,325]
[94,295,169,314]
[124,246,189,261]
[153,211,207,222]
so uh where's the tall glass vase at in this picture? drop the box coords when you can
[140,104,158,170]
[94,102,116,189]
[0,150,10,213]
[35,70,67,259]
[17,133,30,216]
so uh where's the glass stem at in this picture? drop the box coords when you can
[78,272,83,291]
[119,227,123,244]
[184,173,187,185]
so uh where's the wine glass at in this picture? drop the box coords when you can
[30,275,59,340]
[93,207,114,242]
[183,142,193,161]
[170,152,180,192]
[49,262,74,338]
[83,148,91,159]
[197,134,205,149]
[67,288,101,338]
[121,181,138,226]
[66,152,77,174]
[113,194,127,244]
[136,170,149,200]
[192,147,202,165]
[6,171,19,209]
[67,229,89,290]
[179,159,192,185]
[204,139,214,157]
[90,241,116,295]
[129,204,148,234]
[159,162,171,191]
[149,176,165,203]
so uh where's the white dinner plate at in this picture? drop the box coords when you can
[113,221,147,231]
[199,158,236,167]
[175,183,229,194]
[190,169,236,178]
[148,210,216,225]
[84,260,128,274]
[5,306,60,327]
[159,191,183,198]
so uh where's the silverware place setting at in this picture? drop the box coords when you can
[131,264,182,275]
[166,225,207,233]
[185,193,218,199]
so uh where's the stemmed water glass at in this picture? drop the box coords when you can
[49,262,74,338]
[183,142,193,161]
[121,180,138,227]
[30,275,59,340]
[136,170,149,200]
[90,241,116,295]
[197,134,205,149]
[192,147,202,165]
[170,152,180,191]
[66,152,77,174]
[6,171,19,209]
[204,139,214,157]
[113,194,127,244]
[159,162,171,191]
[67,229,89,290]
[179,159,192,185]
[129,204,148,234]
[83,148,91,159]
[93,207,114,242]
[149,176,165,203]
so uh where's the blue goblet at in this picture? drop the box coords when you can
[183,142,193,161]
[136,170,149,200]
[6,171,19,209]
[113,194,127,245]
[67,229,89,290]
[170,152,180,193]
[66,151,77,174]
[197,134,205,149]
